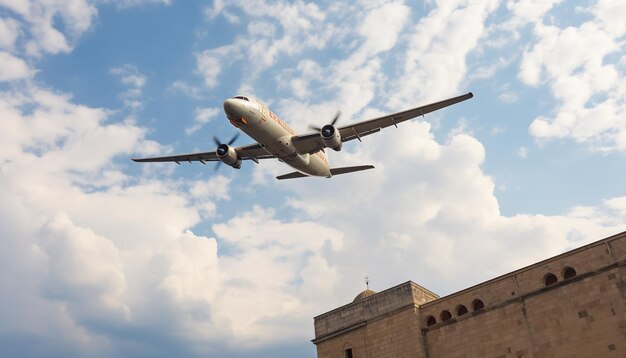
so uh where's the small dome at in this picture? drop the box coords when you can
[353,289,377,302]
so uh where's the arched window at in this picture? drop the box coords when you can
[440,310,452,321]
[456,304,468,316]
[426,316,437,326]
[472,299,485,311]
[544,273,558,286]
[343,343,353,358]
[563,266,577,280]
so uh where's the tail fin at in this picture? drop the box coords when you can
[276,165,375,180]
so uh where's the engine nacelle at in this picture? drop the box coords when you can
[320,124,342,151]
[216,144,242,169]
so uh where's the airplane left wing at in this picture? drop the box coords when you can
[291,92,473,154]
[131,143,275,164]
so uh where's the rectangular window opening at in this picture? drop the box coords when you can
[344,348,353,358]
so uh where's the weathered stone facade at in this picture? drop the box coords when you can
[313,231,626,357]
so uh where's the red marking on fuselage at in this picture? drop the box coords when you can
[259,103,329,168]
[267,110,296,136]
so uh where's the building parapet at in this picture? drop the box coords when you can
[313,281,438,340]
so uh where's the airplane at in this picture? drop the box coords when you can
[132,92,473,180]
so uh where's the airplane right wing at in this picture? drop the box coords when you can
[338,92,473,142]
[291,92,473,154]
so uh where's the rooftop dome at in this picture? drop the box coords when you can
[353,289,377,302]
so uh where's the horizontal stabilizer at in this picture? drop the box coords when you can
[276,171,310,180]
[276,165,375,180]
[330,165,375,176]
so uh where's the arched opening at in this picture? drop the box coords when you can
[343,343,353,358]
[426,316,437,326]
[440,310,452,321]
[544,273,558,286]
[456,304,468,316]
[563,266,577,280]
[472,299,485,311]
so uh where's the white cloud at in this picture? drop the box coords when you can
[498,90,519,103]
[196,52,224,88]
[518,146,528,158]
[471,57,511,80]
[169,80,205,100]
[186,107,221,135]
[273,123,626,295]
[0,17,20,49]
[188,175,231,217]
[0,79,348,354]
[38,212,128,313]
[197,0,333,88]
[504,0,563,29]
[604,196,626,217]
[0,0,97,56]
[0,51,33,81]
[358,2,411,57]
[514,1,626,152]
[211,206,344,344]
[110,64,147,110]
[389,0,500,107]
[109,0,172,9]
[2,0,626,356]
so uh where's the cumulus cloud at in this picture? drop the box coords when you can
[357,1,411,57]
[110,65,147,110]
[0,0,97,56]
[0,81,347,355]
[272,122,626,294]
[196,52,223,88]
[516,0,626,152]
[388,0,499,107]
[197,0,332,88]
[0,51,33,81]
[211,206,344,344]
[105,0,172,9]
[2,0,626,357]
[0,17,20,49]
[185,107,221,135]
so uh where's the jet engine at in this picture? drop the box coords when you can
[320,124,342,151]
[216,144,241,169]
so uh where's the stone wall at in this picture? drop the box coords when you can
[313,231,626,358]
[424,263,626,356]
[313,282,438,357]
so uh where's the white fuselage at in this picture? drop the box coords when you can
[223,96,331,177]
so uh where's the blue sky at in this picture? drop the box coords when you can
[1,0,625,357]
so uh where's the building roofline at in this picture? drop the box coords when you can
[420,229,626,307]
[313,280,437,320]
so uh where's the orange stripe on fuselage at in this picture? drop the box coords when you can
[267,110,296,136]
[264,106,328,166]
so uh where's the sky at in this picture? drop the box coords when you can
[0,0,625,357]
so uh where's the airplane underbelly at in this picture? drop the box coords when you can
[285,153,329,177]
[238,111,330,177]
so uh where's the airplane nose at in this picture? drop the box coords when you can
[223,98,239,118]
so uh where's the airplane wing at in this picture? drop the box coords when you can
[291,92,473,154]
[131,143,275,164]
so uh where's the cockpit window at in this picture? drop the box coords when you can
[233,96,249,101]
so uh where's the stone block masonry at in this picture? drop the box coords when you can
[313,231,626,357]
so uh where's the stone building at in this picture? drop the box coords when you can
[312,231,626,357]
